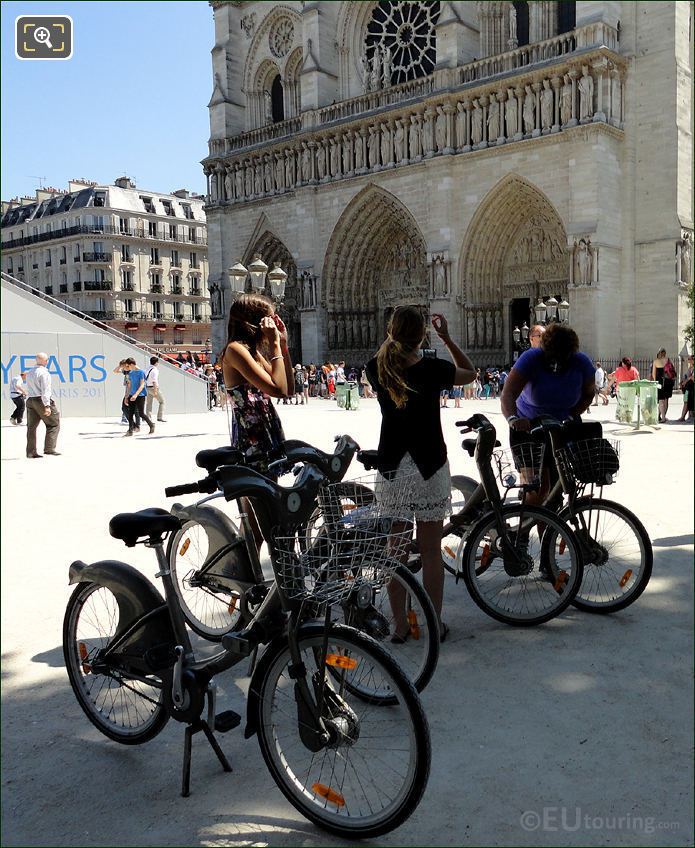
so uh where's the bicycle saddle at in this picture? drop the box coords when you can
[109,508,181,547]
[196,446,245,472]
[356,449,379,470]
[462,438,501,457]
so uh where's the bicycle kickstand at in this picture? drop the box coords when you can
[180,685,238,797]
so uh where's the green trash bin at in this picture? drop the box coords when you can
[617,379,660,427]
[335,382,348,408]
[616,381,638,424]
[347,381,360,410]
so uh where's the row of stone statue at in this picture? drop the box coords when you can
[360,44,393,93]
[207,64,622,205]
[466,306,505,350]
[327,312,379,351]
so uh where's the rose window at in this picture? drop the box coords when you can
[269,17,294,58]
[365,1,440,86]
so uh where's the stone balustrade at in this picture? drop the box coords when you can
[203,35,625,208]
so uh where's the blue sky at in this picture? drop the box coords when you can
[1,0,215,200]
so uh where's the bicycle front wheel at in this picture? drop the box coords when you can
[441,475,479,572]
[254,624,430,839]
[63,582,168,744]
[554,498,653,613]
[462,504,582,626]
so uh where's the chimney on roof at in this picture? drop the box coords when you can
[114,176,136,189]
[172,189,189,198]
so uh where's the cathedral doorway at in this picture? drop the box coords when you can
[323,185,428,361]
[460,175,569,363]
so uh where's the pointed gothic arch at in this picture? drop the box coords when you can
[459,174,569,354]
[322,184,427,355]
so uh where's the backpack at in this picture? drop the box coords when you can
[663,359,676,381]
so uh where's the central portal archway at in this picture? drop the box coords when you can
[460,175,569,360]
[323,185,427,358]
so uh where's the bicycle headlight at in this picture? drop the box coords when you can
[356,583,373,609]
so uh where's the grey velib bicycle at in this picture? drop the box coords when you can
[166,436,439,696]
[63,462,431,839]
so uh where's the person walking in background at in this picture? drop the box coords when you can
[451,384,462,408]
[593,360,609,405]
[113,359,140,428]
[308,363,318,397]
[293,364,305,404]
[529,325,545,349]
[302,365,310,405]
[145,356,166,422]
[9,371,27,425]
[612,356,640,387]
[25,352,61,458]
[123,358,155,437]
[651,347,676,423]
[366,307,476,642]
[205,365,218,409]
[474,368,483,399]
[677,355,694,422]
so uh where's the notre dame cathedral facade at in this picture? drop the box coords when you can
[203,1,693,366]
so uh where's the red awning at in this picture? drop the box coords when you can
[174,324,186,330]
[154,323,166,331]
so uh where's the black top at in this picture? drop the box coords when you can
[366,356,456,480]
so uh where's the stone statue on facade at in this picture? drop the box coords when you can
[578,66,594,121]
[263,90,273,125]
[471,100,483,146]
[328,314,337,349]
[509,6,517,42]
[345,316,353,348]
[360,52,370,95]
[575,238,593,285]
[381,44,392,89]
[380,123,391,165]
[368,313,377,347]
[495,308,503,347]
[354,132,365,170]
[235,164,244,199]
[316,142,327,180]
[285,148,295,188]
[477,309,485,348]
[342,132,352,171]
[352,313,361,348]
[369,49,381,92]
[209,281,223,318]
[263,155,274,193]
[435,105,447,152]
[224,170,233,201]
[505,88,517,137]
[244,161,253,196]
[523,85,535,134]
[408,115,422,159]
[433,260,447,298]
[394,119,405,162]
[300,142,311,182]
[560,74,572,125]
[300,272,312,308]
[368,125,380,168]
[540,79,554,131]
[330,136,341,176]
[274,154,284,191]
[487,97,500,141]
[456,102,466,147]
[254,160,263,196]
[467,310,476,348]
[679,231,693,285]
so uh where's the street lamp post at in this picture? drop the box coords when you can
[227,255,287,305]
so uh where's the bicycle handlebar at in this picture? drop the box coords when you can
[164,477,218,498]
[455,414,494,431]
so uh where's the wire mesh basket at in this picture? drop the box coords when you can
[555,438,620,485]
[493,442,546,489]
[274,471,419,604]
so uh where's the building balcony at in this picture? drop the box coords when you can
[73,282,82,292]
[124,310,138,319]
[59,284,68,293]
[175,313,185,321]
[171,285,183,295]
[45,286,53,295]
[17,266,24,273]
[188,287,201,296]
[83,252,111,263]
[32,263,39,269]
[84,281,112,291]
[149,259,163,268]
[120,254,134,264]
[193,315,204,322]
[170,259,182,269]
[122,282,135,291]
[59,258,67,265]
[150,283,164,293]
[0,223,208,252]
[85,310,116,321]
[45,260,52,267]
[204,21,623,207]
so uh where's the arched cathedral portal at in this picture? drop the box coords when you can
[460,175,569,359]
[322,185,428,358]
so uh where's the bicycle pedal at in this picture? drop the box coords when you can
[214,710,242,733]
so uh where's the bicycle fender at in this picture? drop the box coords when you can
[244,621,352,739]
[68,559,175,658]
[170,503,242,553]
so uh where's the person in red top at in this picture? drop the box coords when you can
[612,356,640,386]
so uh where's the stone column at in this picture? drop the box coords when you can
[532,82,542,138]
[423,107,436,158]
[204,167,212,202]
[551,75,562,133]
[609,68,622,127]
[381,121,394,168]
[514,85,524,140]
[443,103,455,153]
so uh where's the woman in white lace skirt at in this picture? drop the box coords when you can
[365,306,476,642]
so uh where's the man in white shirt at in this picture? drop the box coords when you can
[24,352,61,457]
[593,360,609,405]
[144,356,166,422]
[10,371,27,425]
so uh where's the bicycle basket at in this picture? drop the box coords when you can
[558,438,620,485]
[493,442,545,489]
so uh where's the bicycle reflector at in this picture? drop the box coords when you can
[619,569,633,588]
[78,642,91,674]
[554,571,568,593]
[179,539,191,556]
[312,783,346,807]
[407,609,420,640]
[326,654,358,670]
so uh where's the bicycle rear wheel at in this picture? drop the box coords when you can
[338,562,439,698]
[254,624,430,839]
[63,582,168,744]
[301,482,375,551]
[552,498,653,613]
[462,504,582,626]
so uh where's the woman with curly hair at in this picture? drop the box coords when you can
[366,306,476,642]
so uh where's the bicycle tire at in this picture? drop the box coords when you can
[166,515,249,641]
[254,623,430,839]
[441,475,479,571]
[338,562,439,699]
[63,581,169,744]
[551,497,653,613]
[301,482,376,552]
[461,504,583,626]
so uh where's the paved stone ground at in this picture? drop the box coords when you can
[2,397,693,847]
